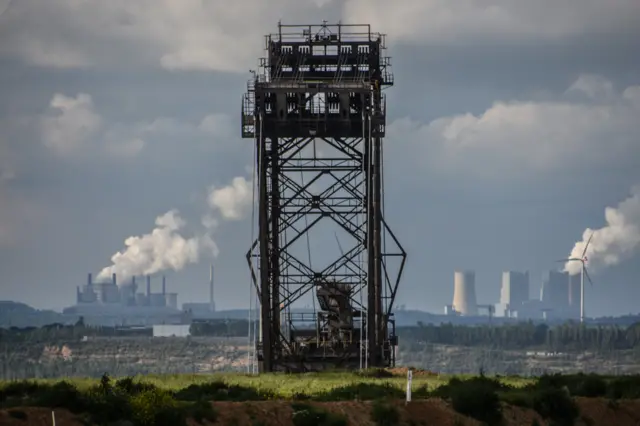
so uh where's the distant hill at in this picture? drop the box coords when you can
[0,301,69,328]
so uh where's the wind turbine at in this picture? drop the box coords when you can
[557,232,594,323]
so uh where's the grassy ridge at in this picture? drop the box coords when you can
[0,371,533,398]
[2,370,640,426]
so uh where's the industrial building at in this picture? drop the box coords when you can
[63,273,185,326]
[539,271,572,319]
[75,273,178,309]
[451,271,478,316]
[444,268,582,321]
[182,264,216,318]
[152,324,191,338]
[182,302,216,317]
[494,271,530,318]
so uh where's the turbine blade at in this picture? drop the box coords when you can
[582,232,594,258]
[584,267,594,286]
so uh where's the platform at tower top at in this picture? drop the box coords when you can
[254,22,393,86]
[241,22,393,139]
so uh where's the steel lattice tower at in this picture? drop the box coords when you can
[242,22,406,373]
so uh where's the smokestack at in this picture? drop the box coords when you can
[146,275,151,297]
[87,273,92,286]
[162,275,166,296]
[112,273,117,286]
[209,263,214,312]
[452,271,478,316]
[132,276,137,293]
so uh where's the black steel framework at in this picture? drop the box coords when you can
[242,22,406,373]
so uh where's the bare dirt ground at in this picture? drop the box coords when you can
[3,398,640,425]
[0,407,86,426]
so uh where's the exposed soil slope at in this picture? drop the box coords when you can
[3,398,640,426]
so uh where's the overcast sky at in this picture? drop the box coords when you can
[1,0,640,317]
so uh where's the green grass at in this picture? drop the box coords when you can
[2,372,640,426]
[0,371,533,399]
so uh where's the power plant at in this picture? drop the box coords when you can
[64,272,185,326]
[450,271,478,316]
[494,271,530,318]
[445,268,590,320]
[76,273,178,309]
[242,22,406,372]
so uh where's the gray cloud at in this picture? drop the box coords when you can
[2,1,638,72]
[0,0,335,71]
[0,1,639,315]
[344,0,640,45]
[389,75,640,182]
[40,93,103,155]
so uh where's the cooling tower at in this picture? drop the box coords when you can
[452,271,478,316]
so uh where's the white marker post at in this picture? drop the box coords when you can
[52,411,56,426]
[406,369,413,404]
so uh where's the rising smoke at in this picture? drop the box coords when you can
[97,175,253,284]
[96,210,217,283]
[206,176,253,220]
[564,185,640,275]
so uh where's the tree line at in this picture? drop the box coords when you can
[3,318,640,352]
[402,321,640,352]
[0,318,250,342]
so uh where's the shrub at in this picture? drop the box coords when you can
[99,373,112,394]
[318,383,404,401]
[292,391,312,400]
[82,386,132,423]
[185,399,218,424]
[0,381,42,404]
[531,387,579,426]
[576,375,607,397]
[536,373,567,390]
[130,388,184,426]
[33,381,86,412]
[0,375,226,426]
[355,368,394,379]
[291,403,348,426]
[174,381,229,401]
[433,377,503,426]
[174,381,271,401]
[371,400,400,426]
[115,377,158,396]
[532,373,607,398]
[607,376,640,399]
[7,409,28,420]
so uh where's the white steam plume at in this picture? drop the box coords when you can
[97,210,218,283]
[564,185,640,275]
[206,176,253,221]
[98,175,253,283]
